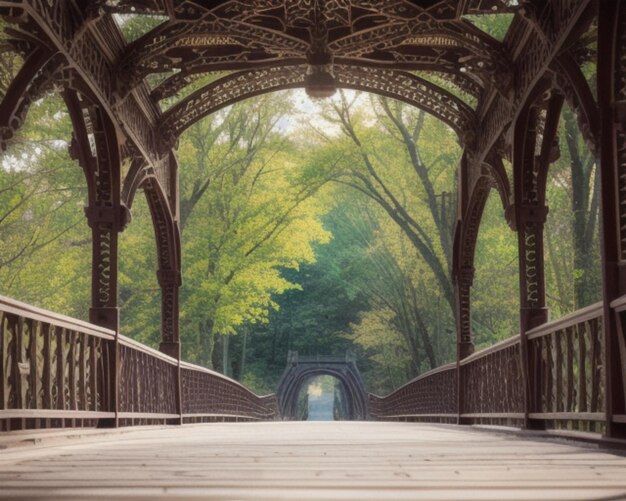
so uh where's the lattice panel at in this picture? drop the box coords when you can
[181,366,277,420]
[460,340,524,415]
[368,366,457,420]
[118,344,178,415]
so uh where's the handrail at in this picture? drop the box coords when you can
[460,335,520,365]
[526,301,603,340]
[610,294,626,311]
[0,294,115,340]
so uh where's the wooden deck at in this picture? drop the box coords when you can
[1,422,625,500]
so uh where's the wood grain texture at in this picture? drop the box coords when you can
[1,422,625,500]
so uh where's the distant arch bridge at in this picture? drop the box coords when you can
[276,351,368,420]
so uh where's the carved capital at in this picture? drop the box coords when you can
[85,204,131,230]
[89,306,119,332]
[516,204,549,225]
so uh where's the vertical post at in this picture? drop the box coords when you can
[157,268,182,424]
[453,152,473,425]
[513,99,550,430]
[86,205,126,428]
[516,204,549,429]
[598,0,626,439]
[456,267,475,361]
[455,267,474,425]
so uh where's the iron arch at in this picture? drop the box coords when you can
[158,63,475,150]
[276,355,368,420]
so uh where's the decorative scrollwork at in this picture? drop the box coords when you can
[159,64,476,149]
[0,50,67,150]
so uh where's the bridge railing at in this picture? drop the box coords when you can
[369,301,611,434]
[0,296,116,431]
[181,361,278,422]
[459,336,524,426]
[525,302,604,432]
[0,295,277,431]
[368,363,457,422]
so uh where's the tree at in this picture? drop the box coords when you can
[0,92,90,318]
[544,105,601,315]
[176,94,331,370]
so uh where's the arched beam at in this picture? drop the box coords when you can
[158,64,476,149]
[330,22,499,60]
[119,15,309,87]
[552,54,600,154]
[483,153,512,213]
[141,174,182,355]
[454,174,494,358]
[151,56,483,103]
[121,157,148,212]
[0,48,61,150]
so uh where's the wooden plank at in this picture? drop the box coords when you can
[0,422,625,501]
[527,412,605,421]
[116,413,180,420]
[0,410,115,419]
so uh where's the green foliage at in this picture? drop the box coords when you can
[113,14,167,43]
[176,94,331,369]
[119,192,161,346]
[472,192,519,348]
[0,94,90,318]
[464,14,514,42]
[544,104,601,316]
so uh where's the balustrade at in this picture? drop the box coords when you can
[368,363,457,422]
[0,295,276,431]
[369,301,617,437]
[526,303,605,432]
[459,336,524,426]
[181,362,277,422]
[0,296,114,431]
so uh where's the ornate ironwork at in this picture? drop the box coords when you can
[1,0,622,438]
[368,364,457,422]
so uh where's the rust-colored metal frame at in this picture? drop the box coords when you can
[0,0,624,439]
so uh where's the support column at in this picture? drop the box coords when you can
[456,266,475,360]
[598,0,626,439]
[455,265,474,425]
[516,204,549,429]
[85,204,128,428]
[157,268,181,359]
[86,205,126,332]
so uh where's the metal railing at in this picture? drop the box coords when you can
[368,363,457,422]
[0,295,277,431]
[369,301,616,435]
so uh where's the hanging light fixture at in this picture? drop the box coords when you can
[304,64,337,99]
[304,2,337,99]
